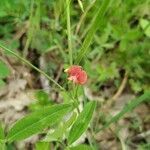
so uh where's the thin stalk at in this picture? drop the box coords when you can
[72,84,80,113]
[0,44,64,90]
[23,0,34,57]
[57,140,66,149]
[66,0,72,65]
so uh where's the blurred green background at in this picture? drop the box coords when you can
[0,0,149,93]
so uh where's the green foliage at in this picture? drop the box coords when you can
[0,123,5,150]
[99,92,150,132]
[82,0,150,93]
[35,91,51,105]
[0,0,149,94]
[0,123,4,139]
[75,0,113,64]
[138,143,150,150]
[68,101,96,145]
[140,18,150,37]
[77,0,84,13]
[69,144,93,150]
[31,30,51,54]
[0,61,10,78]
[0,80,5,87]
[7,103,73,142]
[35,142,50,150]
[0,60,10,88]
[97,62,119,82]
[0,0,149,149]
[29,91,54,111]
[44,112,77,142]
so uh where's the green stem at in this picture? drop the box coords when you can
[66,0,72,65]
[23,0,34,57]
[0,44,64,90]
[72,84,80,113]
[57,140,66,149]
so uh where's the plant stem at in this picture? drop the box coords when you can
[23,0,34,57]
[57,140,66,149]
[72,84,80,113]
[66,0,72,65]
[0,44,64,90]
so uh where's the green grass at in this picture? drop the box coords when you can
[75,0,113,64]
[66,0,73,65]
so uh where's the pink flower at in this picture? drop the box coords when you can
[65,65,87,85]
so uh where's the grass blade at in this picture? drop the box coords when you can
[75,0,113,64]
[66,0,73,65]
[99,92,150,132]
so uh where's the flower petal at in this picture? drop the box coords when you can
[66,65,82,76]
[65,65,87,85]
[77,70,87,85]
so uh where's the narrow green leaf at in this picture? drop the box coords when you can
[7,103,73,142]
[77,0,84,12]
[99,92,150,131]
[68,101,96,145]
[75,0,113,64]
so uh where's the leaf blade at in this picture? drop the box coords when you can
[7,103,73,142]
[68,101,96,145]
[43,112,77,142]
